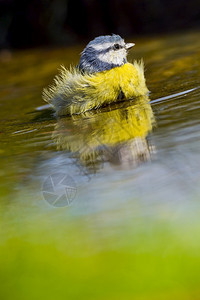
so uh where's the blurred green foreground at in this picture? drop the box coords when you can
[0,31,200,299]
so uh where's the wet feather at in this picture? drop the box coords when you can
[43,61,148,115]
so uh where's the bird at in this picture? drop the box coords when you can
[43,34,149,115]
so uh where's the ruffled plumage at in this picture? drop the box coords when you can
[43,61,148,115]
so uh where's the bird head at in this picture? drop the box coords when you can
[79,34,135,73]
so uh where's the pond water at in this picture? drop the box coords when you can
[0,30,200,299]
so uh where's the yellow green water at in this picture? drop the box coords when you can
[0,30,200,299]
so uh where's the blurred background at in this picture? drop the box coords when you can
[1,2,200,300]
[1,0,200,49]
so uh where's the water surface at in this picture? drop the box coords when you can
[0,31,200,300]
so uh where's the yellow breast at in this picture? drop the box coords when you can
[43,61,149,115]
[86,62,148,101]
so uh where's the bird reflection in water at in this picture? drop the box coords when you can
[52,95,155,174]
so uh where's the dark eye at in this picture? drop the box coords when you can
[113,44,120,50]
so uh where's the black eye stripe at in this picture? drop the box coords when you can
[113,43,123,50]
[87,43,124,54]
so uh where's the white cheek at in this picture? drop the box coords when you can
[112,49,127,64]
[97,52,112,63]
[98,49,127,64]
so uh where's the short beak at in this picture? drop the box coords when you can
[125,43,135,50]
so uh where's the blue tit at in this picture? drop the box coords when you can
[43,34,149,115]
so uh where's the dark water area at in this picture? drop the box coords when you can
[0,30,200,299]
